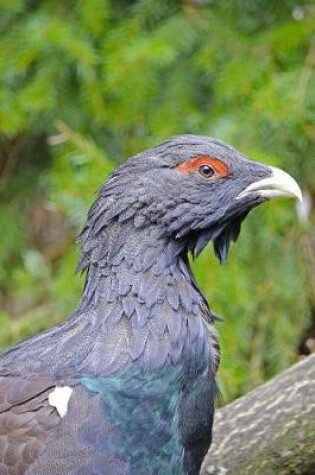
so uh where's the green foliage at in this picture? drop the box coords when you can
[193,202,309,400]
[0,0,314,401]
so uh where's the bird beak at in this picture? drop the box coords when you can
[237,166,303,202]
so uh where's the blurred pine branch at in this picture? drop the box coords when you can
[0,0,314,402]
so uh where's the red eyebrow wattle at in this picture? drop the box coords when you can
[176,155,229,177]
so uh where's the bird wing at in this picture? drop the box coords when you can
[0,376,129,475]
[0,376,60,474]
[0,370,189,474]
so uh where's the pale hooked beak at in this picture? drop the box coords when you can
[237,166,303,202]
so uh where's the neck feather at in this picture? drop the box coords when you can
[73,221,219,376]
[1,221,220,379]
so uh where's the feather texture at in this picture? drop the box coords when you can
[0,135,276,473]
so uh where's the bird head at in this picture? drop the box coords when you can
[80,135,302,268]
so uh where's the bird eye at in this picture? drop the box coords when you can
[199,165,215,178]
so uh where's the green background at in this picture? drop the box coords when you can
[0,0,314,402]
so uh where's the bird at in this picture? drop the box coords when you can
[0,135,302,475]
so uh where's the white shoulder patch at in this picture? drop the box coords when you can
[48,386,73,418]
